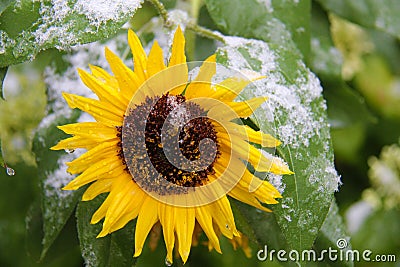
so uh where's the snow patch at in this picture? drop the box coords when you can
[76,0,143,26]
[168,9,190,30]
[44,152,83,198]
[5,0,143,62]
[265,173,285,194]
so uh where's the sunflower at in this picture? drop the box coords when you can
[51,26,293,264]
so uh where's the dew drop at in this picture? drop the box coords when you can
[165,257,172,266]
[6,167,15,176]
[65,149,75,153]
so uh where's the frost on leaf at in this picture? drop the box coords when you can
[219,36,340,192]
[1,0,143,66]
[217,36,341,250]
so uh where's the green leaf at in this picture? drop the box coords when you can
[0,0,144,67]
[204,0,310,60]
[76,195,137,267]
[314,201,353,267]
[217,36,340,258]
[0,67,7,99]
[32,110,83,260]
[231,199,298,267]
[0,0,13,15]
[316,0,400,38]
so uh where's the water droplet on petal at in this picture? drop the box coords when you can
[6,167,15,176]
[165,257,172,266]
[65,149,75,153]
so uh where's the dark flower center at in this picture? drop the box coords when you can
[119,93,220,195]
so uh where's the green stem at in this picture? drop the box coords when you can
[147,0,172,27]
[186,23,225,43]
[186,0,201,61]
[146,0,225,43]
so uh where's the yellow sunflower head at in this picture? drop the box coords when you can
[51,26,293,264]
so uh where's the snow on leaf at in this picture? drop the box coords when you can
[217,35,340,252]
[0,0,144,67]
[75,0,143,27]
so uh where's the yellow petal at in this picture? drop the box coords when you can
[228,97,268,118]
[195,206,222,253]
[207,97,267,121]
[248,145,293,174]
[185,54,216,99]
[147,40,166,77]
[91,176,127,225]
[158,204,176,264]
[128,29,148,83]
[243,125,281,147]
[167,26,188,93]
[89,65,127,102]
[62,92,123,126]
[230,233,252,258]
[210,75,265,102]
[91,191,113,224]
[169,26,186,66]
[134,197,158,257]
[236,168,282,200]
[82,179,113,201]
[89,64,114,82]
[105,47,142,99]
[216,122,281,147]
[109,188,145,233]
[228,186,272,212]
[57,122,118,140]
[89,64,119,86]
[98,180,138,237]
[175,207,195,263]
[63,157,126,190]
[78,68,127,108]
[51,135,105,150]
[66,140,119,174]
[209,196,239,239]
[222,136,292,174]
